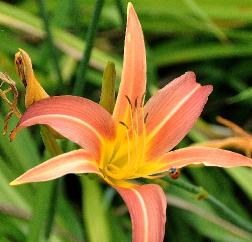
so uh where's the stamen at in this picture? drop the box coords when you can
[107,163,120,172]
[131,96,148,177]
[134,97,138,109]
[119,119,132,177]
[144,113,149,123]
[140,92,146,107]
[125,128,131,171]
[107,95,148,180]
[119,121,129,129]
[125,95,132,109]
[134,104,139,134]
[124,95,135,135]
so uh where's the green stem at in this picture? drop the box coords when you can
[81,176,111,242]
[37,0,64,88]
[27,181,55,242]
[40,126,63,239]
[162,176,252,233]
[27,126,63,242]
[41,126,63,156]
[69,0,81,35]
[114,0,126,30]
[73,0,104,96]
[182,0,228,42]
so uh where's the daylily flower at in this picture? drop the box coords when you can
[10,3,252,242]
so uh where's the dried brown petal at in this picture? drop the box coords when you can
[0,73,21,135]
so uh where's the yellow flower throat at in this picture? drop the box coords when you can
[100,96,163,184]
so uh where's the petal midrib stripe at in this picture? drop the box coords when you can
[22,114,105,145]
[132,188,148,242]
[147,84,201,142]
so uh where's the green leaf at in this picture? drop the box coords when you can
[0,1,122,76]
[226,87,252,104]
[82,176,111,242]
[225,168,252,201]
[27,181,56,242]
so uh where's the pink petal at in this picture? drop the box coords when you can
[113,3,146,123]
[145,72,212,159]
[115,184,167,242]
[11,96,115,160]
[10,149,101,185]
[158,147,252,172]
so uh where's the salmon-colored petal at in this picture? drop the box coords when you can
[11,96,115,160]
[115,184,167,242]
[145,72,212,159]
[158,147,252,172]
[10,149,101,185]
[113,3,146,124]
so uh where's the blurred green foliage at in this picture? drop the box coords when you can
[0,0,252,241]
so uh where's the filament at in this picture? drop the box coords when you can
[103,94,150,180]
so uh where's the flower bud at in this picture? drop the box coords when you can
[15,49,48,108]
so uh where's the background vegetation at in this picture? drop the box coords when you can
[0,0,252,241]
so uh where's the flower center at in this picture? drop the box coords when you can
[101,95,149,181]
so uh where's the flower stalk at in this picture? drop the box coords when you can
[37,0,63,87]
[161,176,252,233]
[40,126,62,239]
[73,0,104,96]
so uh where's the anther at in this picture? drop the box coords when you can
[140,92,146,107]
[144,113,149,123]
[134,97,138,109]
[125,95,132,109]
[119,121,129,129]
